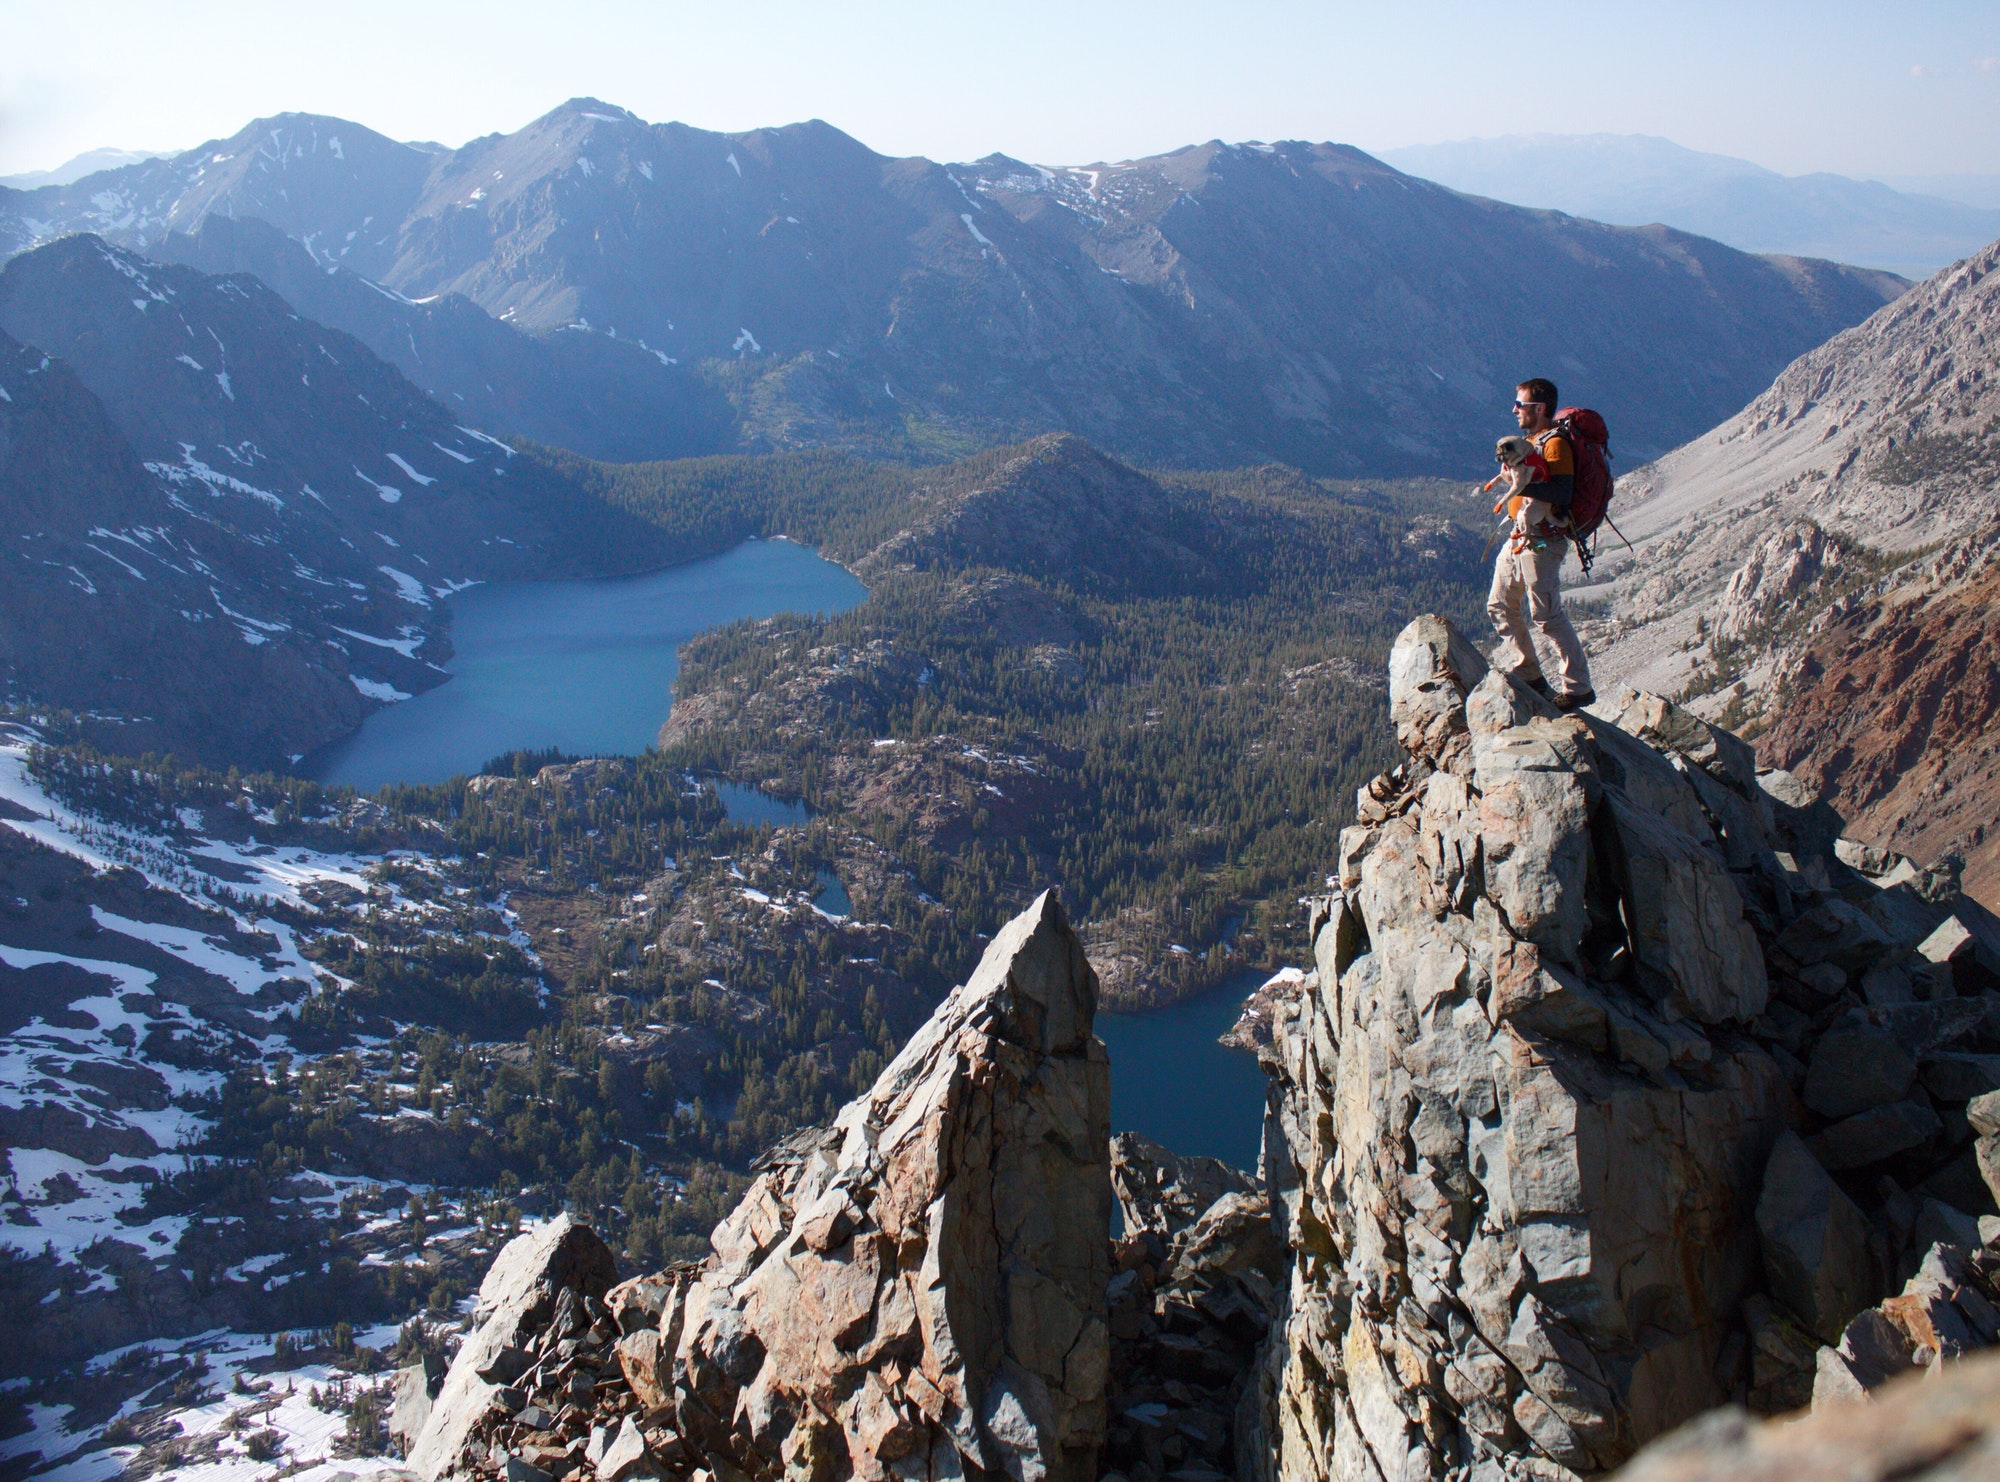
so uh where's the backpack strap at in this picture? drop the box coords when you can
[1529,427,1577,522]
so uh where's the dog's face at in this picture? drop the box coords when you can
[1495,435,1534,467]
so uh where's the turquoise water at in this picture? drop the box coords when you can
[311,540,866,791]
[308,534,1265,1170]
[1095,970,1270,1172]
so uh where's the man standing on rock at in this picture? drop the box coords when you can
[1486,377,1595,710]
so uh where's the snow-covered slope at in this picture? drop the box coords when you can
[3,1319,417,1482]
[0,724,532,1394]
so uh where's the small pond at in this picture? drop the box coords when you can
[713,781,812,831]
[812,869,853,918]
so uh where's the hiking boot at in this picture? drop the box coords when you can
[1554,689,1597,713]
[1512,672,1552,698]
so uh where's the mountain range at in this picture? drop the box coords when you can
[0,235,669,765]
[0,147,168,191]
[1380,134,2000,279]
[0,101,1909,475]
[146,214,738,462]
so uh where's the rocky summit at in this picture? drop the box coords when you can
[390,615,2000,1482]
[1237,617,2000,1479]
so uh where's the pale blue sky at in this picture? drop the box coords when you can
[4,0,1997,179]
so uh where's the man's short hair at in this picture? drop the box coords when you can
[1517,378,1559,411]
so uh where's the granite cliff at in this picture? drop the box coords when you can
[1238,617,2000,1479]
[392,616,2000,1482]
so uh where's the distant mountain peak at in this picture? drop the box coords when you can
[0,146,170,190]
[533,97,645,130]
[1377,132,2000,276]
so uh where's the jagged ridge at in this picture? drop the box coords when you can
[388,616,2000,1482]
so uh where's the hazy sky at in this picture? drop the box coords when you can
[4,0,1998,179]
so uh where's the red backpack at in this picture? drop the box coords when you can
[1549,407,1614,572]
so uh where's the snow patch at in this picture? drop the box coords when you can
[89,908,292,998]
[353,467,401,503]
[375,566,431,606]
[147,447,283,511]
[332,626,423,658]
[383,453,436,487]
[83,544,145,581]
[213,592,290,641]
[454,425,515,457]
[351,675,412,702]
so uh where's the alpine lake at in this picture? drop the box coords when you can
[312,537,1267,1172]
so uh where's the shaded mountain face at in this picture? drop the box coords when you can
[1,102,1909,476]
[855,433,1234,596]
[0,236,669,766]
[1585,237,2000,904]
[1380,133,2000,278]
[144,215,739,463]
[0,328,372,763]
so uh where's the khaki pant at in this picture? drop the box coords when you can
[1487,539,1593,696]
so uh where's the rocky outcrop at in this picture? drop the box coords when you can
[406,1214,621,1479]
[399,888,1303,1482]
[1608,1224,2000,1474]
[401,612,2000,1482]
[1100,1135,1283,1482]
[416,890,1111,1482]
[1609,1348,2000,1480]
[1109,1133,1257,1240]
[1241,615,2000,1481]
[663,888,1110,1482]
[1811,1235,2000,1409]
